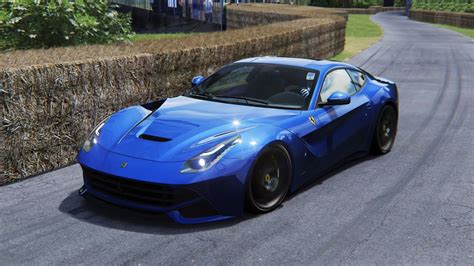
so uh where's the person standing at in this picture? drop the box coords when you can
[406,0,412,16]
[192,0,198,19]
[205,0,213,23]
[221,0,229,31]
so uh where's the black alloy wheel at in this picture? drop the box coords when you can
[372,104,398,154]
[246,144,292,213]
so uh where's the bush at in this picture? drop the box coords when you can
[0,1,132,50]
[394,0,407,7]
[412,0,474,13]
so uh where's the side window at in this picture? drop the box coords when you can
[319,69,357,103]
[346,69,366,91]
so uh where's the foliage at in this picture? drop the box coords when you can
[394,0,407,7]
[0,1,132,50]
[412,0,474,13]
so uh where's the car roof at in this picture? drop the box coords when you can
[235,56,354,72]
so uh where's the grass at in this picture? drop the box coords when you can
[130,33,190,42]
[331,14,383,61]
[430,23,474,39]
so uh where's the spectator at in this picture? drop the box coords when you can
[222,0,231,30]
[205,0,212,23]
[405,0,412,16]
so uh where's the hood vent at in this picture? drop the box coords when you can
[139,134,171,142]
[141,99,166,111]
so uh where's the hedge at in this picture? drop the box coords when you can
[412,0,474,13]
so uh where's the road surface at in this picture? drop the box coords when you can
[1,12,473,265]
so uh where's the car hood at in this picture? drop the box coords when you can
[107,96,300,161]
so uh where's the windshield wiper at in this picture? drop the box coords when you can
[187,91,215,99]
[214,95,269,105]
[187,93,269,106]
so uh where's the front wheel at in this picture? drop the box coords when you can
[372,104,398,154]
[245,144,292,214]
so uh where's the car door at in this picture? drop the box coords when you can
[345,68,374,151]
[301,68,372,172]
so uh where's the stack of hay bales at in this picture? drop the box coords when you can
[225,4,348,28]
[409,9,474,29]
[338,6,404,14]
[0,4,347,185]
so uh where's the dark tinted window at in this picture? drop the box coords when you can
[190,63,319,109]
[319,69,357,102]
[347,69,366,90]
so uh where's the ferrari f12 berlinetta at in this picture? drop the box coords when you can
[78,57,398,224]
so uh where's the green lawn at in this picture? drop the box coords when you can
[331,14,383,61]
[431,23,474,39]
[131,33,190,42]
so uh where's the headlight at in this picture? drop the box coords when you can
[82,116,109,152]
[181,135,241,173]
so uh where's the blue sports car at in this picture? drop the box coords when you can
[77,57,398,224]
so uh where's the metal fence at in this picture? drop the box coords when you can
[110,0,153,10]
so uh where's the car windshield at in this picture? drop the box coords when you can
[187,63,319,110]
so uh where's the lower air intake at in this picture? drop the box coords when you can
[82,167,198,207]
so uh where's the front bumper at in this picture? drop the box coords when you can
[77,144,253,224]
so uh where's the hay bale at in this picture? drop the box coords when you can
[409,9,474,29]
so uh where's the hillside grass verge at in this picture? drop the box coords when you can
[431,23,474,38]
[331,14,383,61]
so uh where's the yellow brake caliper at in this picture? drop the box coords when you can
[264,174,271,182]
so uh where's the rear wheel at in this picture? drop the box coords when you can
[372,104,398,154]
[245,144,292,213]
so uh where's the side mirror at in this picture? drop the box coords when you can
[191,75,205,87]
[322,91,351,106]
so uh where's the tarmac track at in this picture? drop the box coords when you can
[0,12,473,265]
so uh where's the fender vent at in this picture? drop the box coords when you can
[139,134,171,142]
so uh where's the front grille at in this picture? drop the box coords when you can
[82,167,198,207]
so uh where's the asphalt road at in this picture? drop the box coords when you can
[1,12,473,265]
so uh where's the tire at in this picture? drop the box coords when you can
[245,144,292,214]
[371,104,398,154]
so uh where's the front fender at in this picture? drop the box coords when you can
[225,124,312,191]
[225,124,296,159]
[96,106,152,150]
